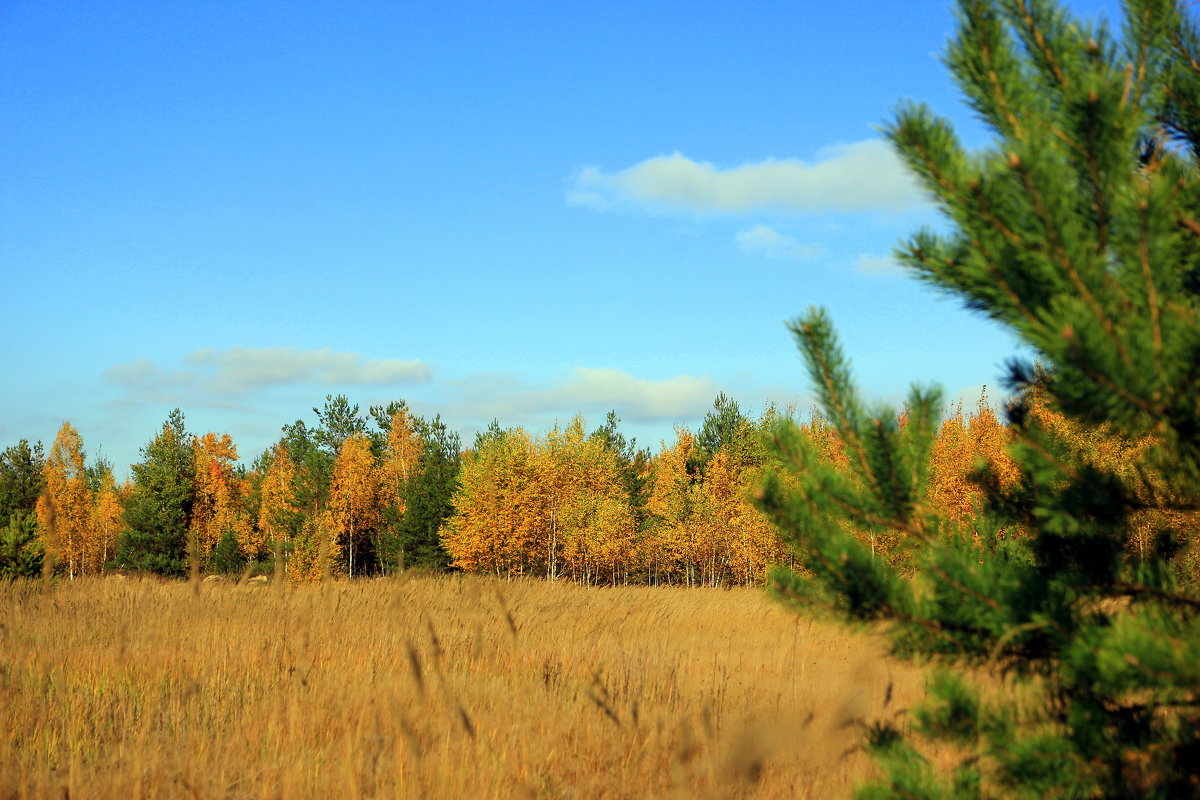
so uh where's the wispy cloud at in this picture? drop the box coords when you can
[555,367,718,419]
[736,224,820,260]
[104,347,431,406]
[567,139,926,216]
[444,367,720,424]
[182,347,430,393]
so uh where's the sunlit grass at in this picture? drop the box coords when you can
[2,574,934,798]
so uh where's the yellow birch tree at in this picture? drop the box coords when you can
[190,432,247,564]
[329,433,382,577]
[87,463,124,573]
[645,428,700,584]
[255,444,298,559]
[381,408,422,512]
[442,427,544,576]
[36,422,91,578]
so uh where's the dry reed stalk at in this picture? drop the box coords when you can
[189,531,201,597]
[38,487,56,596]
[0,575,980,799]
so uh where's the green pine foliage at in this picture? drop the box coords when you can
[209,529,246,576]
[385,415,462,572]
[758,1,1200,797]
[0,511,43,580]
[0,439,44,524]
[591,410,654,530]
[115,408,195,576]
[696,393,757,469]
[312,393,368,456]
[278,419,333,515]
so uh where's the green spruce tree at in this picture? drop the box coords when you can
[696,392,761,472]
[0,511,42,579]
[0,439,45,524]
[388,415,461,571]
[759,1,1200,797]
[591,410,653,530]
[116,408,195,576]
[312,394,367,455]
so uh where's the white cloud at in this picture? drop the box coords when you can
[182,346,430,394]
[104,347,431,406]
[736,224,820,260]
[443,367,720,424]
[568,139,926,215]
[854,253,905,276]
[555,367,718,420]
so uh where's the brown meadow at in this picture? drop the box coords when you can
[2,575,939,798]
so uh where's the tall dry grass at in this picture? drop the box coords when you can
[1,574,934,798]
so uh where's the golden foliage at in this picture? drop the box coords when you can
[190,432,249,562]
[642,427,698,583]
[444,418,637,582]
[542,418,637,584]
[329,433,383,577]
[254,444,297,558]
[37,422,92,577]
[288,508,339,583]
[927,391,1020,527]
[640,429,779,586]
[442,428,542,576]
[701,452,782,586]
[87,464,124,573]
[381,408,422,513]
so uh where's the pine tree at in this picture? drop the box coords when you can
[394,415,460,571]
[116,409,195,576]
[0,439,44,524]
[0,511,42,579]
[696,392,762,473]
[312,394,367,456]
[758,1,1200,797]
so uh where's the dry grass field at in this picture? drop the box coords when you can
[1,574,938,798]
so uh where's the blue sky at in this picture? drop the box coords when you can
[2,0,1121,473]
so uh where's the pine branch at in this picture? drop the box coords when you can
[1012,157,1135,371]
[1011,0,1069,87]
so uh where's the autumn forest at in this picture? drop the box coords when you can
[5,384,1184,587]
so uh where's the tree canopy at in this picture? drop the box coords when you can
[759,0,1200,796]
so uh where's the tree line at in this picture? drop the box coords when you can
[0,385,1133,586]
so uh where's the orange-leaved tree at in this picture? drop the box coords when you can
[700,447,782,586]
[36,422,91,578]
[87,461,124,573]
[644,428,701,584]
[442,425,544,576]
[380,407,422,510]
[329,432,383,577]
[927,390,1020,528]
[190,432,248,565]
[255,443,299,560]
[546,418,637,584]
